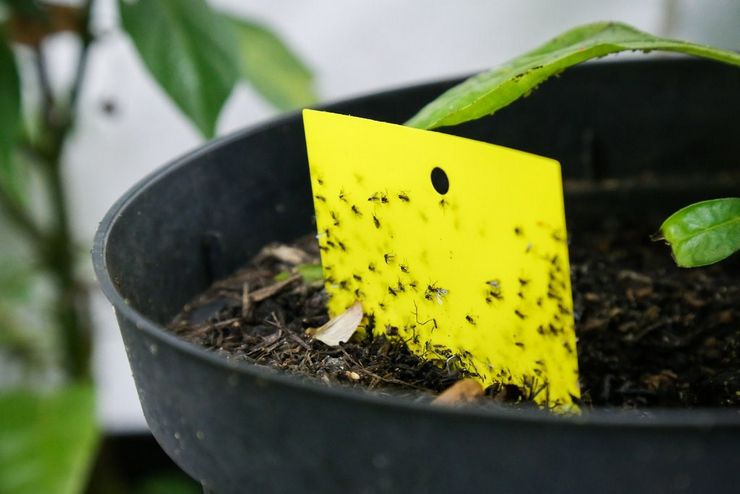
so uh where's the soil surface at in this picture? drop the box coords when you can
[170,218,739,410]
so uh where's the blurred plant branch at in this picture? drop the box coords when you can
[3,0,98,382]
[0,0,316,491]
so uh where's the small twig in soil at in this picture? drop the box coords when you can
[249,274,301,302]
[284,329,311,351]
[241,282,252,319]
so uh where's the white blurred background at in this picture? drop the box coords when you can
[32,0,740,431]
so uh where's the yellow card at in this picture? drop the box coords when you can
[303,110,580,409]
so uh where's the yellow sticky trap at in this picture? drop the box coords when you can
[303,110,580,409]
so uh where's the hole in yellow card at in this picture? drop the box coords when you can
[430,167,449,195]
[303,109,580,411]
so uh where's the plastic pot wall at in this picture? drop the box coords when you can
[93,60,740,494]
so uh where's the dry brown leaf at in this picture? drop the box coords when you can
[582,318,607,332]
[641,370,678,391]
[682,292,706,309]
[307,302,363,346]
[249,274,301,302]
[431,378,484,406]
[617,270,653,285]
[8,4,82,47]
[717,309,734,324]
[258,244,312,265]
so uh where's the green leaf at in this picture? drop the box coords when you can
[225,15,316,111]
[407,21,740,129]
[296,263,323,283]
[0,33,21,193]
[0,384,99,494]
[0,258,32,303]
[657,198,740,267]
[119,0,240,138]
[0,254,60,380]
[275,263,323,283]
[135,473,200,494]
[2,1,45,18]
[274,270,290,282]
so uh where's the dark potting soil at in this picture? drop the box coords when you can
[170,218,739,410]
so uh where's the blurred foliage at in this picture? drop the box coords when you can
[119,0,240,138]
[226,15,317,110]
[134,473,201,494]
[0,255,38,380]
[119,0,315,137]
[0,385,98,494]
[0,0,317,492]
[5,2,81,46]
[0,29,20,200]
[0,252,61,390]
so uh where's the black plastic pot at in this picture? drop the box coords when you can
[93,60,739,494]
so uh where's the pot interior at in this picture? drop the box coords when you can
[100,59,739,327]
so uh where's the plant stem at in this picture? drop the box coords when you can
[0,186,45,244]
[29,0,97,382]
[70,0,94,111]
[0,0,97,381]
[41,151,92,381]
[33,44,55,129]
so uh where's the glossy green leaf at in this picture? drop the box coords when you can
[0,384,98,494]
[407,21,740,129]
[0,34,21,195]
[119,0,240,138]
[657,198,740,267]
[226,15,316,111]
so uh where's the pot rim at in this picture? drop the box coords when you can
[93,60,740,430]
